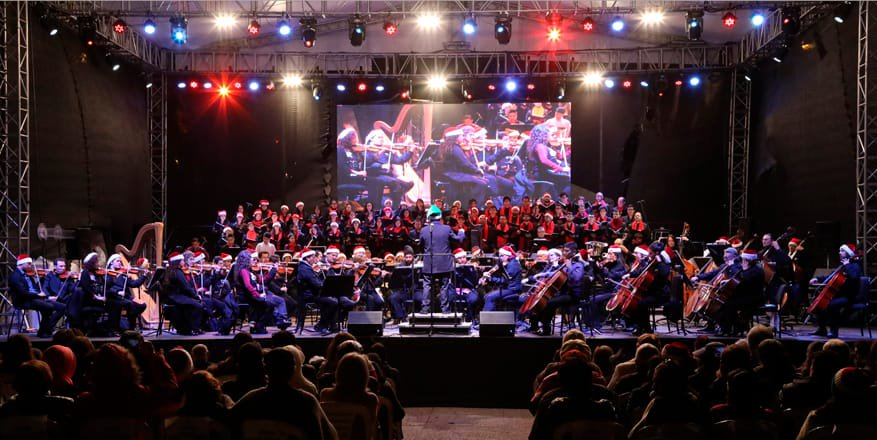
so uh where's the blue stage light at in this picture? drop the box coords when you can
[505,80,517,92]
[278,19,292,36]
[689,76,701,86]
[248,81,260,91]
[144,19,157,35]
[611,16,624,32]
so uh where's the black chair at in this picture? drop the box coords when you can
[851,276,873,338]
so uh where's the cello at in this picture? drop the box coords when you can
[806,265,847,315]
[606,257,656,315]
[520,261,569,316]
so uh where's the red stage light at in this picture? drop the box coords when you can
[357,82,367,92]
[112,19,127,34]
[466,94,473,100]
[87,40,94,46]
[722,12,737,29]
[304,39,314,48]
[189,81,199,88]
[218,86,230,96]
[488,84,496,91]
[400,90,410,100]
[622,80,632,88]
[582,17,595,32]
[547,27,561,42]
[248,20,261,36]
[384,22,397,36]
[527,83,536,90]
[233,82,242,89]
[674,80,683,86]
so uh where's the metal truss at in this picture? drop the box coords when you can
[737,2,835,65]
[727,69,751,234]
[147,74,167,224]
[93,14,166,70]
[0,2,30,322]
[857,1,877,283]
[169,45,734,77]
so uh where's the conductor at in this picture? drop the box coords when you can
[420,204,466,313]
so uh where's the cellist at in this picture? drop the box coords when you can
[808,244,862,338]
[715,249,764,336]
[691,247,742,332]
[621,243,671,335]
[530,243,590,336]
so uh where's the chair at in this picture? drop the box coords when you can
[550,420,626,440]
[0,415,54,440]
[711,420,779,440]
[295,302,321,334]
[240,420,308,440]
[321,401,377,440]
[629,423,705,440]
[850,276,873,338]
[3,307,32,335]
[802,424,877,440]
[164,416,231,440]
[79,418,151,440]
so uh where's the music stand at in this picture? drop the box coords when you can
[140,267,166,337]
[322,274,354,330]
[415,143,439,170]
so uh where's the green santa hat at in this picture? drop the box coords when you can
[427,204,442,219]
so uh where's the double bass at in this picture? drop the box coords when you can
[519,261,569,316]
[806,265,847,315]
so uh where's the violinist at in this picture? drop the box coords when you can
[260,255,296,329]
[8,254,66,338]
[44,258,74,304]
[439,134,490,204]
[354,261,386,312]
[364,131,415,205]
[230,250,278,334]
[104,253,148,333]
[204,254,236,335]
[452,248,481,323]
[163,252,207,336]
[388,247,421,324]
[482,246,523,312]
[715,249,765,336]
[296,248,338,336]
[809,244,862,338]
[323,246,352,276]
[190,251,236,334]
[622,244,671,335]
[760,233,792,305]
[68,252,108,332]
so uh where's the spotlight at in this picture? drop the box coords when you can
[582,16,595,32]
[640,11,665,26]
[722,12,737,29]
[282,75,303,87]
[214,14,236,29]
[170,16,188,44]
[688,76,701,87]
[417,13,441,29]
[526,83,536,91]
[265,81,275,91]
[505,80,518,92]
[554,81,566,100]
[203,82,213,89]
[686,11,704,41]
[146,82,153,89]
[463,16,477,35]
[604,79,615,89]
[106,54,121,72]
[384,19,398,36]
[376,84,385,92]
[357,82,367,92]
[583,72,603,86]
[640,80,649,88]
[773,42,790,63]
[744,74,752,82]
[248,81,260,91]
[487,84,496,91]
[611,16,624,32]
[143,18,156,35]
[218,86,229,96]
[349,14,366,46]
[674,80,683,86]
[834,2,853,24]
[189,81,199,88]
[547,27,561,42]
[177,82,186,89]
[751,12,766,27]
[495,13,512,44]
[112,18,127,33]
[248,19,261,36]
[336,83,347,92]
[427,75,447,90]
[300,17,317,48]
[278,19,292,36]
[312,84,323,100]
[782,7,800,35]
[400,80,412,101]
[622,80,632,88]
[50,28,59,36]
[461,81,472,100]
[233,82,242,89]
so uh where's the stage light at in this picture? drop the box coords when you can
[266,81,275,91]
[417,13,441,29]
[487,84,496,91]
[555,82,565,100]
[583,72,603,86]
[463,16,476,35]
[640,80,649,88]
[686,11,704,41]
[744,74,752,82]
[640,11,665,26]
[376,84,385,92]
[170,16,188,45]
[495,14,512,44]
[834,2,853,24]
[688,76,701,87]
[113,18,127,33]
[400,89,410,101]
[248,19,261,36]
[582,17,595,32]
[505,80,518,92]
[214,14,236,29]
[48,20,59,36]
[203,82,213,89]
[622,80,632,88]
[384,19,397,36]
[248,81,260,91]
[146,82,153,89]
[782,7,800,35]
[462,81,473,101]
[674,80,683,86]
[336,83,347,92]
[427,75,447,90]
[283,75,303,87]
[312,84,323,100]
[527,83,535,91]
[233,82,242,89]
[547,27,561,42]
[278,19,292,36]
[177,82,186,89]
[349,14,366,46]
[357,82,367,92]
[722,12,737,29]
[143,19,156,34]
[611,16,624,32]
[300,17,317,48]
[400,80,411,101]
[106,53,121,72]
[189,81,199,89]
[773,42,790,63]
[751,12,766,27]
[218,86,229,96]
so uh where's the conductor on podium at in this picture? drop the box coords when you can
[420,205,466,313]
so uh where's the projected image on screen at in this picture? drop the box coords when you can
[337,102,570,206]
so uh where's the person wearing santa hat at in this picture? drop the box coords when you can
[709,249,765,336]
[256,199,272,220]
[8,254,67,337]
[163,251,208,335]
[230,250,281,334]
[482,246,524,313]
[213,210,229,241]
[387,246,420,324]
[420,205,467,314]
[187,237,209,261]
[619,243,671,335]
[203,255,236,335]
[295,247,338,335]
[104,253,148,333]
[450,248,481,323]
[346,218,368,254]
[808,244,863,338]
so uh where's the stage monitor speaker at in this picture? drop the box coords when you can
[347,311,383,337]
[479,311,515,337]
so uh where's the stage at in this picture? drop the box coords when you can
[8,319,873,408]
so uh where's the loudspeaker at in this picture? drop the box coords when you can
[347,311,383,337]
[479,311,515,337]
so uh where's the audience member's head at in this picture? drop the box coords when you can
[747,325,774,361]
[634,343,660,371]
[335,353,370,395]
[720,343,752,378]
[51,328,79,347]
[118,331,144,351]
[91,343,140,393]
[336,340,364,359]
[800,341,824,375]
[662,342,693,372]
[592,345,615,379]
[1,334,34,372]
[271,330,296,348]
[831,367,872,402]
[166,348,194,382]
[560,339,592,361]
[556,357,594,397]
[42,345,76,391]
[13,360,53,397]
[727,369,760,409]
[694,335,710,351]
[652,360,688,398]
[810,350,843,382]
[561,329,586,344]
[636,333,660,348]
[693,342,724,372]
[264,347,297,386]
[181,371,225,412]
[237,342,265,381]
[191,344,210,371]
[368,343,388,363]
[823,339,852,366]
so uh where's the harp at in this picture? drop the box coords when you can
[115,222,164,327]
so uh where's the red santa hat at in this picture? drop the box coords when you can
[454,248,467,259]
[608,245,624,254]
[300,248,316,259]
[280,204,289,211]
[106,253,122,267]
[634,245,651,258]
[789,238,802,245]
[548,248,563,258]
[325,246,341,255]
[192,252,206,263]
[135,257,147,267]
[220,253,233,262]
[716,236,730,245]
[295,201,305,208]
[351,218,361,224]
[16,254,32,266]
[83,252,99,264]
[353,246,366,254]
[169,252,185,263]
[292,214,300,220]
[254,210,263,217]
[259,199,269,205]
[330,222,339,228]
[730,238,742,246]
[499,246,516,258]
[840,243,857,257]
[741,249,759,261]
[222,227,234,235]
[384,252,394,258]
[329,210,338,216]
[217,210,227,216]
[236,212,244,218]
[660,248,675,264]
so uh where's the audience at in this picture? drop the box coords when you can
[41,345,78,399]
[319,353,380,417]
[0,360,74,423]
[221,342,266,402]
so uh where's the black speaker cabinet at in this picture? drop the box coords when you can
[479,311,515,337]
[347,311,384,337]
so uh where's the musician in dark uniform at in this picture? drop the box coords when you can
[67,252,108,332]
[231,250,279,334]
[439,135,489,204]
[104,253,148,333]
[389,247,421,324]
[453,248,481,322]
[296,248,338,335]
[524,121,570,196]
[44,258,73,304]
[365,142,414,205]
[809,244,863,338]
[530,243,590,336]
[420,205,466,313]
[163,252,207,336]
[760,233,792,304]
[715,249,766,336]
[590,245,628,325]
[482,246,524,311]
[623,243,671,335]
[8,254,67,338]
[693,248,743,283]
[204,254,237,335]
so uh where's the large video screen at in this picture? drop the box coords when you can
[337,103,571,205]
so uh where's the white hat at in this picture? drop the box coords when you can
[169,252,185,263]
[84,252,99,264]
[499,246,516,258]
[353,246,366,254]
[295,201,304,208]
[280,204,289,211]
[454,248,467,259]
[273,222,282,229]
[548,248,563,258]
[217,210,227,216]
[223,227,234,234]
[608,245,623,254]
[840,243,857,257]
[330,222,339,228]
[106,254,122,267]
[741,249,759,261]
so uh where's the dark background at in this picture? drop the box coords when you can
[28,13,858,255]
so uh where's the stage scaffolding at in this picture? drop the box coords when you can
[726,70,750,234]
[857,1,877,286]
